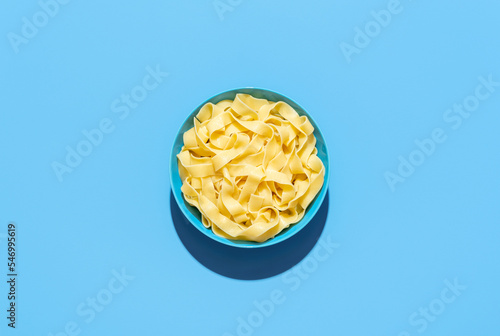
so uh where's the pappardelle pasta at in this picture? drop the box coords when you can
[177,94,324,242]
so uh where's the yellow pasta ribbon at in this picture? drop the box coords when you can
[177,94,325,242]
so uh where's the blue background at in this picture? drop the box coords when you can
[1,0,499,335]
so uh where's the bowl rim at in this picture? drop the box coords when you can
[169,87,330,248]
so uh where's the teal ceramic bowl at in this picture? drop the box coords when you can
[170,88,330,248]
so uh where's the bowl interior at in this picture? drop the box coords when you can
[170,88,330,248]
